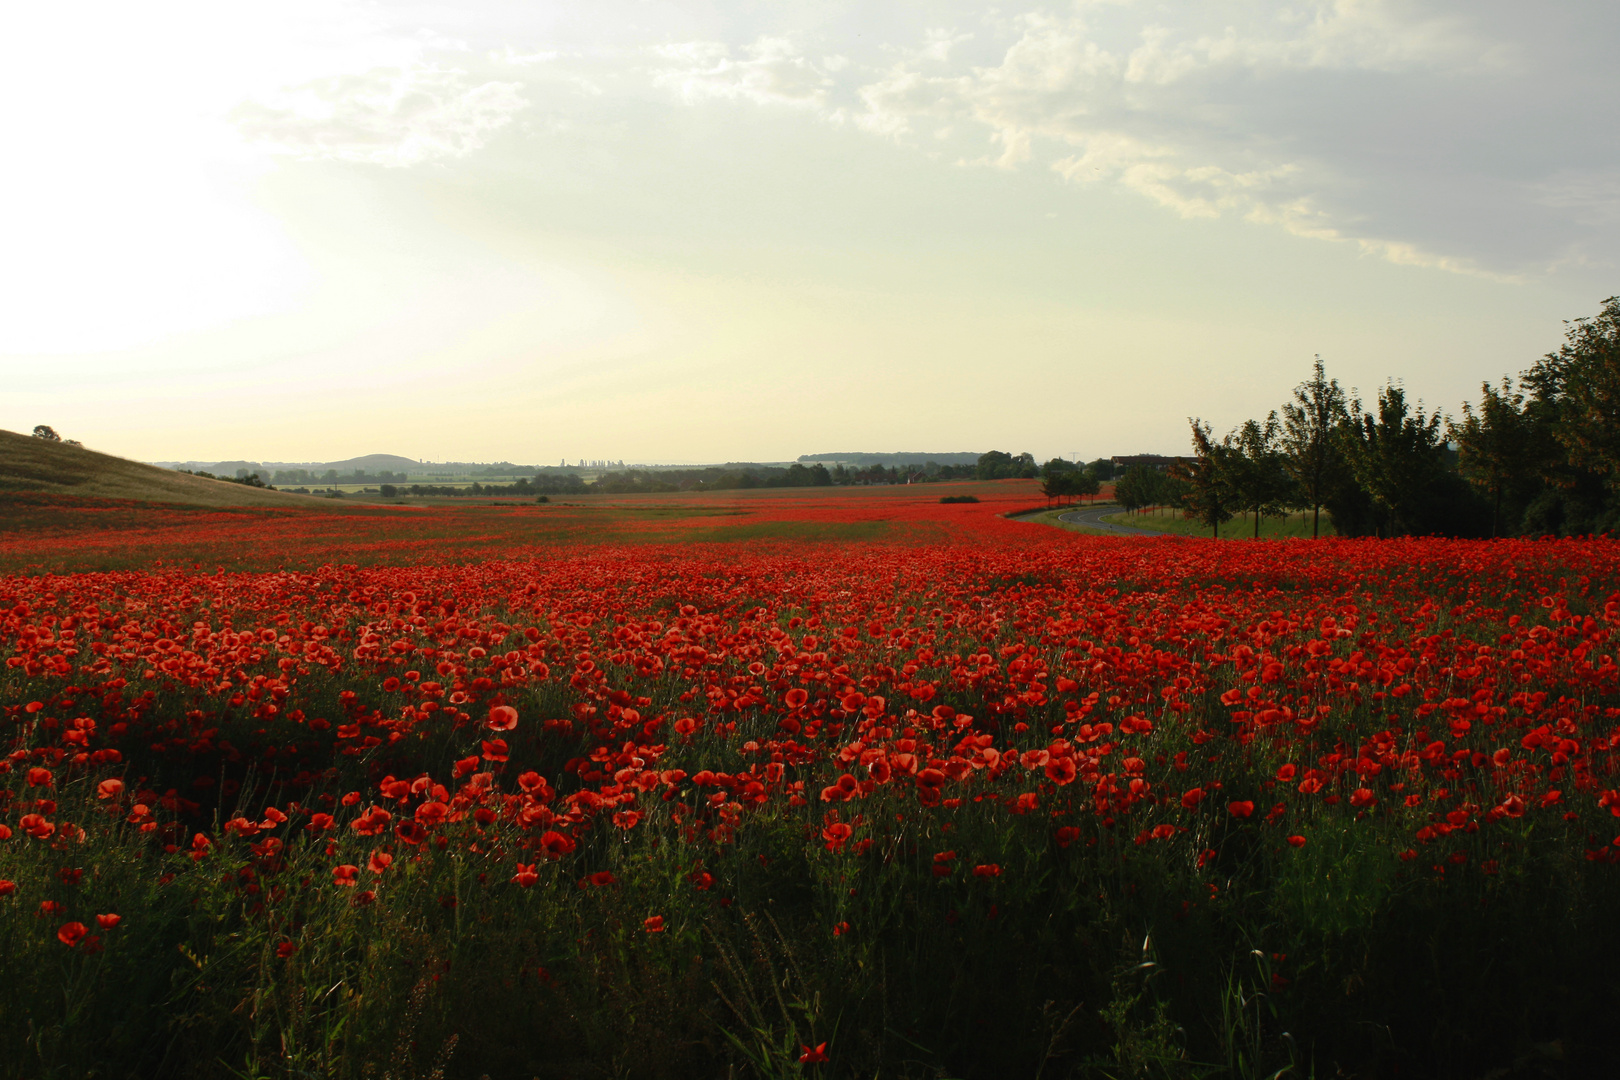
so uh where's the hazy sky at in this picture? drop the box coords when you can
[3,1,1617,465]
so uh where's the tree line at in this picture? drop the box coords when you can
[1164,296,1620,538]
[977,451,1114,503]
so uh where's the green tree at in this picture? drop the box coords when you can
[1040,471,1099,505]
[1232,413,1295,538]
[1069,470,1101,503]
[1177,420,1237,538]
[31,425,60,441]
[1504,302,1620,535]
[976,451,1014,480]
[1113,465,1165,514]
[975,451,1037,480]
[1279,355,1348,538]
[1528,295,1620,496]
[1339,383,1447,536]
[1452,377,1539,537]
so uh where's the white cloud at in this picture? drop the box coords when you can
[235,64,527,167]
[828,3,1560,277]
[650,36,837,109]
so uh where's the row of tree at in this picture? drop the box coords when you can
[981,452,1118,488]
[1167,296,1620,538]
[272,468,409,486]
[1037,457,1104,503]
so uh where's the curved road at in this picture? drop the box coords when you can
[1056,503,1167,536]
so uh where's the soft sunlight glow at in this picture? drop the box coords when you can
[2,1,1615,463]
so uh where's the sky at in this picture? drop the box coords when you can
[3,0,1617,466]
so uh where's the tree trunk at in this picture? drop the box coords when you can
[1312,504,1319,539]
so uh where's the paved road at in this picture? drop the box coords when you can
[1056,503,1168,536]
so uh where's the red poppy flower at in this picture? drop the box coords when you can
[1228,801,1255,818]
[333,865,360,887]
[276,941,297,958]
[351,807,392,836]
[822,822,854,850]
[368,851,394,874]
[27,767,53,788]
[512,863,539,887]
[96,779,124,800]
[57,922,87,947]
[1349,788,1376,809]
[799,1042,829,1064]
[0,880,13,897]
[487,705,519,731]
[1054,826,1080,849]
[643,915,665,933]
[1287,835,1307,848]
[20,814,54,840]
[589,870,616,887]
[1180,788,1205,809]
[612,810,642,830]
[481,739,509,762]
[395,820,429,845]
[972,864,1002,878]
[95,913,121,929]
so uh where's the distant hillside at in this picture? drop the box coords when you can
[322,453,424,472]
[149,454,528,477]
[153,453,427,474]
[0,430,336,508]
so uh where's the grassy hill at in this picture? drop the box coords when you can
[0,430,337,508]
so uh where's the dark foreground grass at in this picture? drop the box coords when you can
[5,531,1620,1078]
[4,694,1616,1080]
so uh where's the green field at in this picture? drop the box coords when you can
[1103,506,1337,539]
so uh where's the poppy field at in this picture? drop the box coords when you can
[4,486,1620,1078]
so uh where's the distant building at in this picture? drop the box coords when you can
[1110,454,1195,472]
